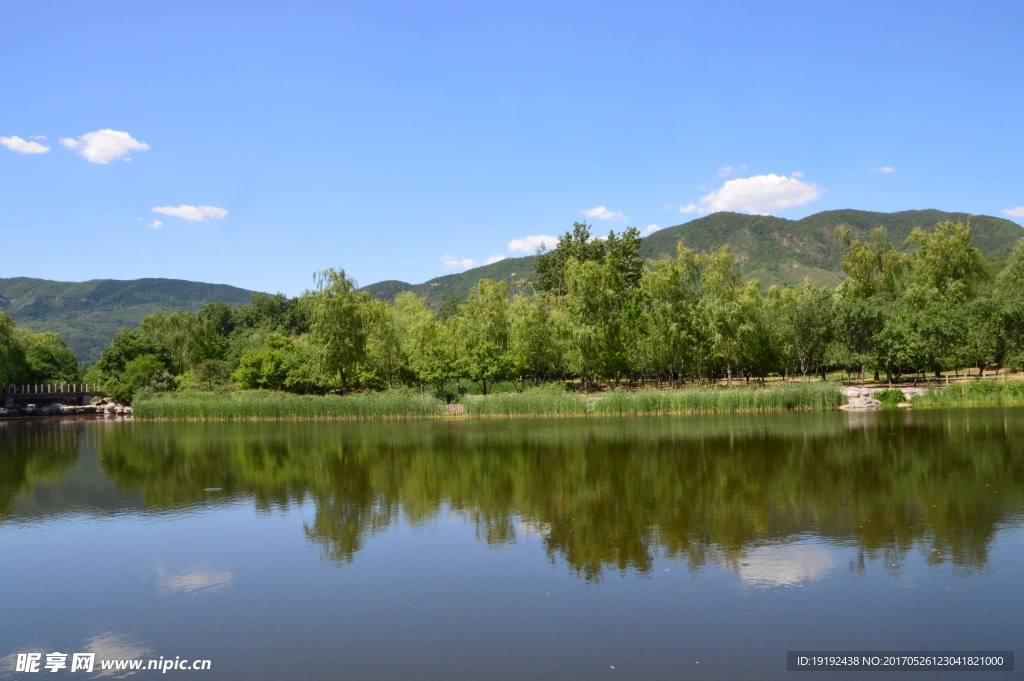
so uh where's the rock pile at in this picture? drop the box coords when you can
[840,387,882,411]
[839,386,928,411]
[0,397,132,418]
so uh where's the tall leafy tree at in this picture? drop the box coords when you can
[905,221,990,302]
[639,243,704,385]
[510,293,562,385]
[775,279,835,378]
[533,222,607,295]
[308,268,369,394]
[456,279,514,394]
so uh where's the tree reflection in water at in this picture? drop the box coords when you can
[36,409,1024,580]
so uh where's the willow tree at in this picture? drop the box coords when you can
[361,296,405,390]
[510,293,562,386]
[700,246,745,386]
[0,310,24,386]
[905,221,989,302]
[639,242,704,385]
[456,279,513,394]
[774,278,835,379]
[308,268,368,394]
[394,291,454,393]
[564,254,631,390]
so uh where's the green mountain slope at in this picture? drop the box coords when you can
[366,209,1024,303]
[363,255,537,303]
[640,209,1023,287]
[6,210,1020,362]
[0,277,258,362]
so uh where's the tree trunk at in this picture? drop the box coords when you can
[482,377,488,395]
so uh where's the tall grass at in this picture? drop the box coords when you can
[461,390,588,417]
[135,382,845,421]
[590,382,843,415]
[912,379,1024,408]
[135,389,444,421]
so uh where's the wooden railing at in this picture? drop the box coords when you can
[5,384,103,395]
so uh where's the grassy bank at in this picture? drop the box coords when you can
[133,390,443,420]
[135,382,845,421]
[590,382,843,415]
[911,380,1024,408]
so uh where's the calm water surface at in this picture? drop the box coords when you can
[2,409,1023,680]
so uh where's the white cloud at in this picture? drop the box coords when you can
[791,171,804,178]
[29,135,47,140]
[82,633,154,678]
[717,164,746,178]
[737,545,835,587]
[148,220,163,229]
[580,205,628,221]
[508,234,559,253]
[681,174,823,216]
[870,166,895,173]
[0,135,50,154]
[158,564,233,594]
[60,129,149,163]
[440,254,505,270]
[151,205,228,222]
[639,224,662,236]
[1003,207,1024,218]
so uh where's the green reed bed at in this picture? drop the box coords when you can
[135,382,844,421]
[460,390,589,417]
[134,389,444,420]
[590,381,844,415]
[911,379,1024,408]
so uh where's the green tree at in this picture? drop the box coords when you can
[360,296,406,390]
[775,279,835,378]
[0,311,26,386]
[510,293,562,385]
[106,354,168,404]
[701,246,745,386]
[533,222,607,295]
[836,225,908,300]
[456,279,514,394]
[94,328,169,380]
[395,292,452,392]
[307,269,369,395]
[16,330,82,383]
[564,254,630,389]
[905,221,990,302]
[639,243,704,385]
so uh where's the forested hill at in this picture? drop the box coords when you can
[365,209,1024,304]
[5,210,1021,363]
[0,277,257,362]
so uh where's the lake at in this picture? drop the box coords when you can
[2,409,1023,679]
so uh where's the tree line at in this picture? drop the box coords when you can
[0,316,81,388]
[5,219,1024,404]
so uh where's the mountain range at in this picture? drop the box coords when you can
[3,209,1021,363]
[364,209,1024,303]
[0,277,256,362]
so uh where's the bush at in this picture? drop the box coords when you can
[873,389,905,408]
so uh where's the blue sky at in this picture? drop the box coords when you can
[2,0,1022,296]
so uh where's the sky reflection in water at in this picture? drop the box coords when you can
[2,409,1023,680]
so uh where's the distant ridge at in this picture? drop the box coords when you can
[4,210,1021,363]
[0,277,258,362]
[364,209,1024,304]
